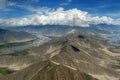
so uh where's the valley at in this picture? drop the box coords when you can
[0,25,120,80]
[0,0,120,79]
[0,29,119,80]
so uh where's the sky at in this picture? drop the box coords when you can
[0,0,120,27]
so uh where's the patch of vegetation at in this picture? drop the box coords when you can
[60,46,67,53]
[0,40,34,48]
[0,68,14,76]
[1,50,29,56]
[109,47,120,53]
[111,64,120,69]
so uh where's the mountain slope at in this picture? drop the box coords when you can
[1,60,97,80]
[0,33,120,80]
[0,28,36,44]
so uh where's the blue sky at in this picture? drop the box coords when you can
[0,0,120,27]
[0,0,120,18]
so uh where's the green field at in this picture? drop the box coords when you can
[109,47,120,53]
[2,50,29,56]
[0,40,34,48]
[0,68,14,76]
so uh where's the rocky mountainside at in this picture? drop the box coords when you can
[0,33,120,80]
[0,28,36,44]
[1,60,98,80]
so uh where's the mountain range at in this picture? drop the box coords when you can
[0,33,119,80]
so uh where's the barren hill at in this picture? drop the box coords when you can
[0,33,120,80]
[0,29,35,45]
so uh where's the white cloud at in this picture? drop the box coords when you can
[105,12,120,18]
[0,0,7,9]
[0,0,18,11]
[61,0,72,5]
[60,3,70,6]
[0,7,120,27]
[0,0,38,11]
[24,6,52,14]
[60,0,72,6]
[111,18,120,25]
[31,0,39,2]
[67,0,72,2]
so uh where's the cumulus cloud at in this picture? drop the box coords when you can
[0,7,120,27]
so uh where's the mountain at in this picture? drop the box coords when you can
[3,24,120,46]
[1,60,98,80]
[0,28,36,45]
[0,33,119,80]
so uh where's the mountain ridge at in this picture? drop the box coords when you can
[0,28,36,45]
[0,33,120,80]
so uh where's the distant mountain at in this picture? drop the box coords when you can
[1,33,119,80]
[4,24,120,46]
[4,24,120,36]
[0,28,36,44]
